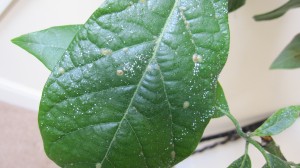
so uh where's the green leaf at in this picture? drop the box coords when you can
[261,136,286,161]
[254,0,300,21]
[13,26,228,123]
[270,33,300,69]
[12,25,82,70]
[253,106,300,136]
[265,154,291,168]
[228,0,246,13]
[212,82,229,118]
[38,0,229,167]
[228,154,251,168]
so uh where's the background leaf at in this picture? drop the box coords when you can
[253,106,300,136]
[265,154,290,168]
[261,136,286,161]
[212,82,229,118]
[270,33,300,69]
[254,0,300,21]
[228,154,251,168]
[12,25,82,70]
[38,0,229,168]
[228,0,246,13]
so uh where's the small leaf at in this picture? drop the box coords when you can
[228,154,251,168]
[212,82,229,118]
[12,25,82,70]
[262,164,268,168]
[38,0,230,167]
[228,0,246,13]
[270,33,300,69]
[261,136,286,161]
[266,153,290,168]
[254,0,300,21]
[253,106,300,136]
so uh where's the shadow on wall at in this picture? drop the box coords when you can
[0,0,16,21]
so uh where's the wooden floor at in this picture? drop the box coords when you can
[0,102,58,168]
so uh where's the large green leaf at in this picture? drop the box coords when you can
[11,25,82,70]
[271,33,300,69]
[38,0,229,167]
[254,0,300,21]
[253,106,300,136]
[228,0,246,13]
[12,25,229,120]
[228,154,251,168]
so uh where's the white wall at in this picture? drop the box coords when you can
[0,0,104,110]
[0,0,299,167]
[208,0,300,135]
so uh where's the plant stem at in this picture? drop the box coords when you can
[244,142,249,155]
[217,108,271,166]
[240,142,249,167]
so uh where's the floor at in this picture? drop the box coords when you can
[0,102,58,168]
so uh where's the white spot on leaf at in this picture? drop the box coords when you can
[101,48,113,56]
[183,101,190,109]
[122,47,129,53]
[116,70,124,76]
[192,53,202,63]
[171,151,176,160]
[58,67,65,75]
[96,163,101,168]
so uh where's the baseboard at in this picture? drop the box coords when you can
[0,78,41,112]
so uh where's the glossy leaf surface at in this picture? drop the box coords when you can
[12,25,229,120]
[254,0,300,21]
[261,136,286,161]
[228,154,251,168]
[12,25,82,70]
[228,0,246,13]
[212,82,229,118]
[38,0,229,167]
[253,106,300,136]
[265,154,290,168]
[271,33,300,69]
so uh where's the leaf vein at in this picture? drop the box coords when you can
[51,122,119,147]
[50,40,154,84]
[99,0,180,165]
[46,84,136,115]
[125,118,149,168]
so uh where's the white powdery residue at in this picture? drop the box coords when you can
[123,62,135,77]
[193,62,200,76]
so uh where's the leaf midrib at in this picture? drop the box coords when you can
[13,40,67,50]
[99,0,180,165]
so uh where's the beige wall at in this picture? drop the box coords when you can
[0,0,104,110]
[0,0,299,167]
[206,0,300,134]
